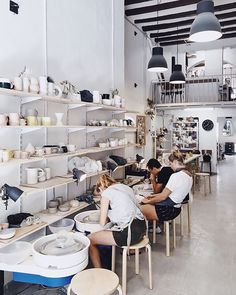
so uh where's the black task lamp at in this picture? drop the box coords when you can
[0,184,24,210]
[189,0,222,42]
[72,168,87,185]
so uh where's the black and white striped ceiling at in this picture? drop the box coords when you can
[125,0,236,46]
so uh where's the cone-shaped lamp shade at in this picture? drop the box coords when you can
[189,0,222,42]
[148,47,168,72]
[3,184,24,202]
[170,65,186,84]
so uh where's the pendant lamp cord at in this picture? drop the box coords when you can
[156,0,158,45]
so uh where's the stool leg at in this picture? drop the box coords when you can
[117,284,123,295]
[209,176,212,193]
[173,219,176,249]
[180,209,183,237]
[153,220,156,244]
[187,203,191,233]
[112,245,116,272]
[146,244,153,290]
[135,249,139,274]
[122,248,128,295]
[165,221,170,257]
[204,177,206,196]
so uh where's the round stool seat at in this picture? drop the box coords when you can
[122,237,149,250]
[71,268,119,295]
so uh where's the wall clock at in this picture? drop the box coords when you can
[202,119,214,131]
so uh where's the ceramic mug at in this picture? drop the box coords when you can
[0,114,7,126]
[26,168,45,184]
[27,116,37,126]
[9,113,19,126]
[13,150,21,159]
[21,151,30,159]
[38,170,46,182]
[23,77,30,92]
[0,150,3,162]
[14,77,22,91]
[39,76,47,95]
[93,91,100,104]
[67,144,76,152]
[44,147,52,155]
[35,148,44,157]
[44,167,51,180]
[48,82,55,95]
[2,150,12,162]
[42,117,51,126]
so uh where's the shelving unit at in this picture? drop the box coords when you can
[0,87,140,245]
[171,117,199,150]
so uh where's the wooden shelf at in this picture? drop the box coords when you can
[21,170,109,192]
[0,201,91,248]
[0,157,42,167]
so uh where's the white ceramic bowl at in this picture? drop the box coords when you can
[99,142,107,148]
[49,218,75,234]
[32,232,90,269]
[0,241,31,264]
[102,99,111,106]
[74,210,104,233]
[0,228,16,240]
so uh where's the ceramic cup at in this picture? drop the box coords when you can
[21,151,30,159]
[56,196,63,205]
[93,91,100,104]
[0,150,3,162]
[26,167,45,184]
[48,82,55,95]
[13,150,21,159]
[44,167,51,180]
[9,113,19,126]
[27,116,37,126]
[0,114,7,126]
[35,148,44,157]
[23,77,30,92]
[44,147,52,155]
[42,117,51,126]
[67,144,76,152]
[39,76,47,95]
[48,200,59,208]
[14,77,23,91]
[2,150,11,162]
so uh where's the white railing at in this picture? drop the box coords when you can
[151,74,236,105]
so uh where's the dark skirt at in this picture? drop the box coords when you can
[112,219,146,247]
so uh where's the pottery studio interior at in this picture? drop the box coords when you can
[0,0,236,295]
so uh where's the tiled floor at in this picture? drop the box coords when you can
[6,156,236,294]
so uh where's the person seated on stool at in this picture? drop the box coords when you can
[141,151,193,223]
[147,158,174,193]
[88,174,146,268]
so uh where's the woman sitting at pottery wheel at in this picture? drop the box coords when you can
[141,151,192,223]
[88,174,146,268]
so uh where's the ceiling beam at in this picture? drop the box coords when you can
[125,0,152,5]
[151,28,190,38]
[135,3,236,24]
[160,32,236,47]
[153,26,236,41]
[125,0,199,16]
[143,17,236,32]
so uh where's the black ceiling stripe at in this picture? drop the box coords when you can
[125,0,199,16]
[154,26,236,42]
[125,0,152,5]
[143,16,236,32]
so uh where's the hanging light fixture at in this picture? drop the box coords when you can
[147,0,168,73]
[189,0,222,42]
[170,28,185,85]
[148,47,168,72]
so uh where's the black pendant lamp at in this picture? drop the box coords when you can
[170,28,185,85]
[189,0,222,42]
[170,65,185,84]
[148,46,168,72]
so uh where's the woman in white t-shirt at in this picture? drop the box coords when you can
[89,174,146,268]
[141,151,193,222]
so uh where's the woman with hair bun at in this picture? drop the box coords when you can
[141,151,193,222]
[89,174,146,268]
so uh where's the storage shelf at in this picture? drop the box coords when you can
[0,157,42,167]
[0,201,91,248]
[21,170,109,192]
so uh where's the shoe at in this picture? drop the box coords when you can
[148,226,162,234]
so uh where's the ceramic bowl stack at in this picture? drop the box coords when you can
[32,232,90,269]
[74,210,103,233]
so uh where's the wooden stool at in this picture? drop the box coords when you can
[180,201,191,236]
[153,219,176,257]
[111,236,152,295]
[194,172,211,196]
[67,268,122,295]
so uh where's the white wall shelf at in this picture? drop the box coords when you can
[0,157,42,167]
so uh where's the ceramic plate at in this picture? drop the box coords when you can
[0,228,16,240]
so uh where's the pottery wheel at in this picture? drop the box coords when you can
[39,238,84,256]
[82,212,100,224]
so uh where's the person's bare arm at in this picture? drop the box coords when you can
[150,173,163,193]
[142,187,171,205]
[99,196,109,226]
